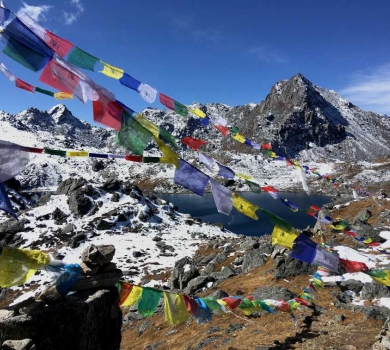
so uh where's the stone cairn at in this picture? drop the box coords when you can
[0,244,123,350]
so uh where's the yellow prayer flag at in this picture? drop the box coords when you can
[371,274,390,287]
[271,226,298,249]
[232,193,260,220]
[0,247,50,287]
[135,114,159,137]
[231,133,246,143]
[100,61,124,79]
[363,238,373,244]
[236,173,253,180]
[121,285,143,307]
[154,137,179,168]
[67,151,89,157]
[164,292,190,325]
[189,108,206,118]
[54,92,73,100]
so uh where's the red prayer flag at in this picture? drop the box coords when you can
[261,143,272,150]
[306,205,321,217]
[40,59,77,93]
[343,230,358,237]
[221,297,242,310]
[183,295,199,315]
[286,159,293,166]
[260,186,278,193]
[339,258,369,273]
[119,282,133,306]
[214,124,230,136]
[44,30,74,57]
[125,155,143,162]
[181,137,207,151]
[159,92,175,110]
[15,78,35,93]
[294,297,311,307]
[92,100,123,130]
[369,242,381,247]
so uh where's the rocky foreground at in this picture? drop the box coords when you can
[1,176,390,349]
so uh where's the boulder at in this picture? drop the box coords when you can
[92,159,105,172]
[56,178,86,195]
[274,255,317,279]
[69,191,92,217]
[361,282,390,300]
[184,276,214,294]
[169,257,199,290]
[252,286,294,301]
[95,219,115,231]
[242,249,268,273]
[81,245,116,265]
[338,280,364,294]
[52,208,68,225]
[102,179,121,193]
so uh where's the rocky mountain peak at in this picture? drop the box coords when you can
[48,104,89,130]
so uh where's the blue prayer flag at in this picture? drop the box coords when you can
[217,163,235,179]
[291,234,317,263]
[119,73,141,92]
[174,159,209,196]
[0,183,17,220]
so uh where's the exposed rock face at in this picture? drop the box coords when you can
[0,288,122,350]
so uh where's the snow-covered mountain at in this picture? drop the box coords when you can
[1,73,389,195]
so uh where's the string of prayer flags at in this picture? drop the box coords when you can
[0,140,31,182]
[67,47,100,71]
[181,137,207,151]
[0,183,17,219]
[0,247,50,287]
[210,178,233,215]
[272,225,299,249]
[245,180,262,194]
[280,198,299,212]
[232,193,260,220]
[260,186,278,199]
[174,159,209,196]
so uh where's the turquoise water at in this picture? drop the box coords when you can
[159,192,331,236]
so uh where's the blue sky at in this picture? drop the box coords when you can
[0,0,390,124]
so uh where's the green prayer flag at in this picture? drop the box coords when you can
[137,287,162,317]
[159,127,178,150]
[230,126,239,134]
[143,157,160,163]
[67,47,99,71]
[245,180,262,194]
[44,148,67,157]
[3,42,47,72]
[174,101,188,117]
[35,87,54,97]
[201,297,221,312]
[259,208,294,233]
[117,117,153,156]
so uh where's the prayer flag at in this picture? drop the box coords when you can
[260,186,278,199]
[67,47,99,71]
[55,263,81,294]
[231,133,246,143]
[245,180,262,194]
[40,59,77,94]
[44,148,67,157]
[0,63,16,81]
[183,295,198,315]
[217,163,235,179]
[221,297,242,310]
[159,127,178,150]
[54,92,73,100]
[272,225,299,249]
[121,285,143,307]
[143,157,160,164]
[230,126,239,134]
[0,247,50,287]
[44,30,74,57]
[339,258,369,273]
[35,87,55,97]
[154,137,179,168]
[210,178,233,215]
[0,6,10,25]
[67,151,88,157]
[0,183,17,219]
[89,153,108,158]
[366,269,390,287]
[125,155,143,162]
[138,287,163,317]
[232,193,260,220]
[259,208,294,233]
[117,116,153,156]
[197,116,210,127]
[15,78,35,93]
[280,198,299,212]
[306,205,321,217]
[290,234,317,262]
[135,114,159,137]
[181,137,207,151]
[118,282,133,306]
[0,140,31,182]
[119,73,140,91]
[174,101,188,117]
[189,108,206,118]
[174,159,209,196]
[100,61,124,79]
[236,173,252,180]
[261,143,272,150]
[164,292,190,325]
[199,153,216,172]
[214,124,229,136]
[138,83,157,103]
[93,100,123,131]
[312,246,339,272]
[159,92,175,110]
[193,297,212,324]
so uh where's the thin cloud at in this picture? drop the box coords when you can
[192,29,222,42]
[63,0,84,25]
[248,46,288,64]
[17,2,52,22]
[340,64,390,115]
